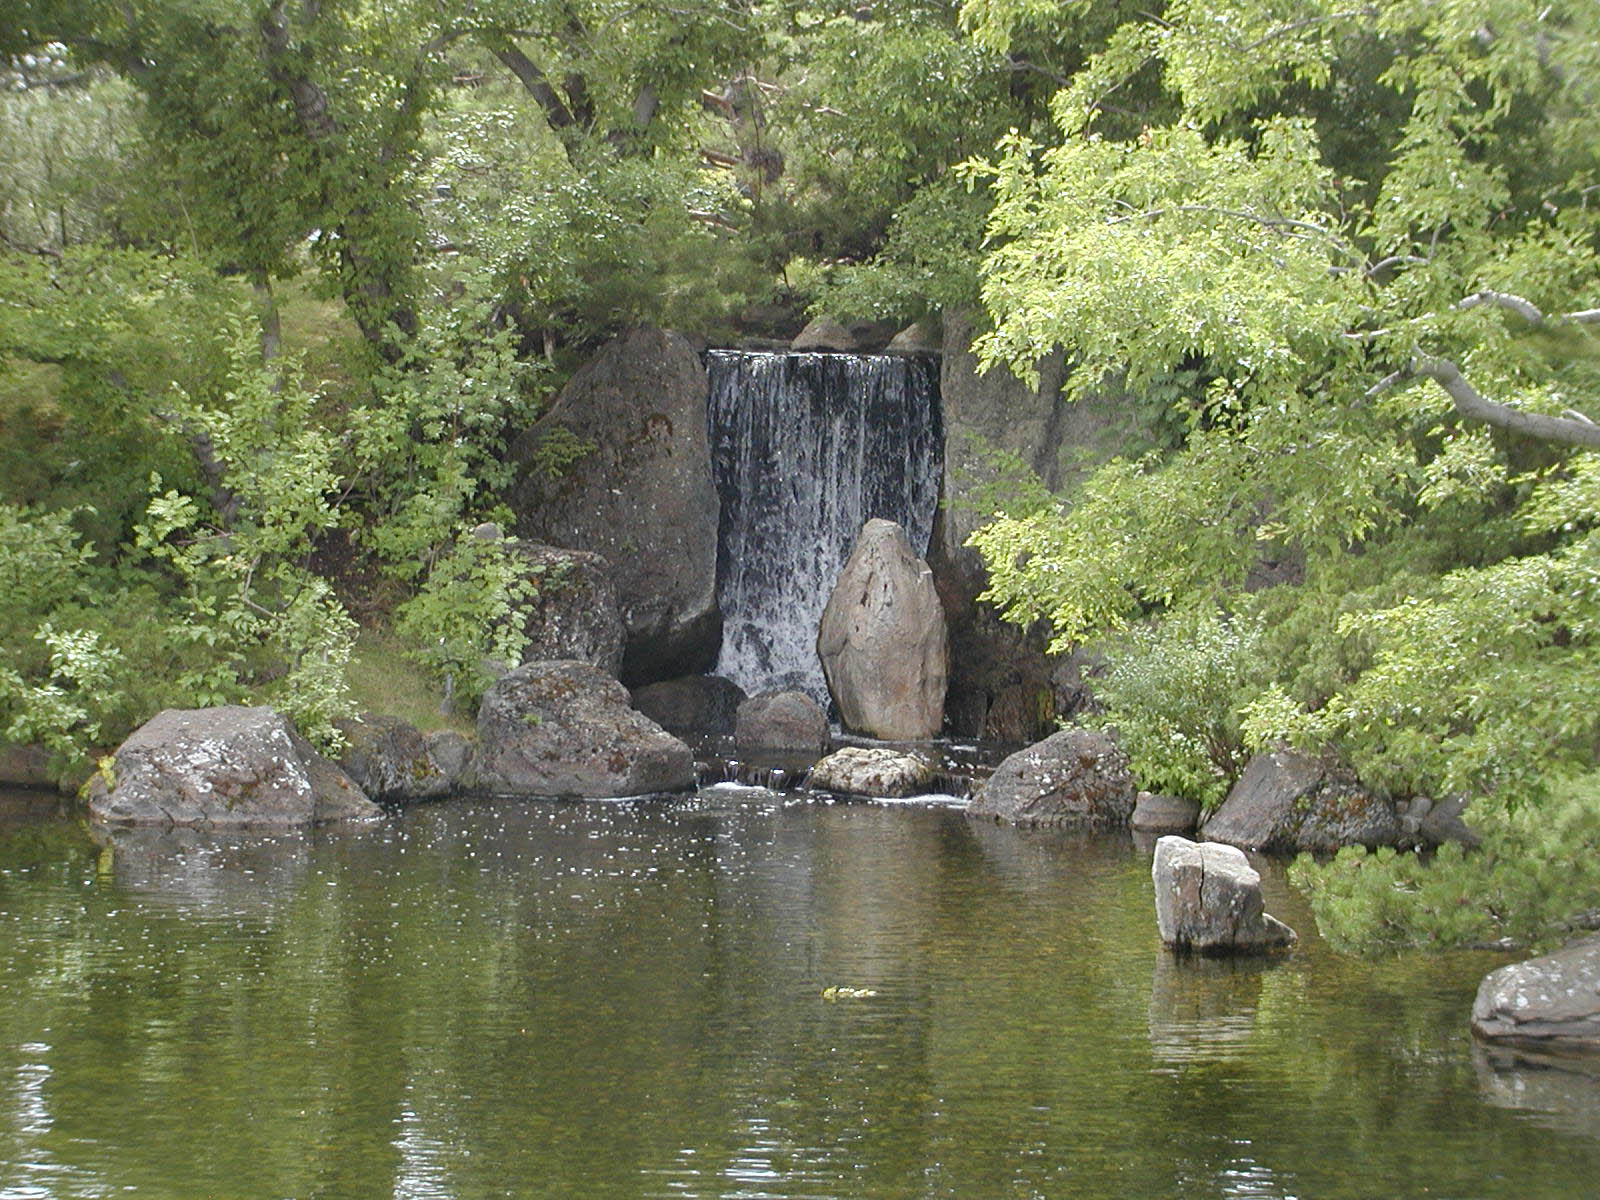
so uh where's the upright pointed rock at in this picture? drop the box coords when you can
[817,518,947,740]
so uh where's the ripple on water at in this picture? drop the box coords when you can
[0,787,1593,1200]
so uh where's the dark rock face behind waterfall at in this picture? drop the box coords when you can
[705,350,943,703]
[509,328,721,684]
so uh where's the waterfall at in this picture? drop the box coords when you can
[706,350,943,703]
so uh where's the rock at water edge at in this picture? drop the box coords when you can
[1152,836,1296,955]
[334,714,453,804]
[1132,792,1202,834]
[1473,937,1600,1050]
[469,660,694,798]
[967,728,1135,827]
[735,691,830,756]
[808,747,936,798]
[631,675,747,736]
[1201,750,1401,854]
[89,706,378,829]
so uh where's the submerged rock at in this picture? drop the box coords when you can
[509,327,721,683]
[89,706,379,829]
[817,518,948,741]
[967,728,1135,827]
[468,660,694,798]
[1152,835,1296,955]
[735,691,830,756]
[631,674,747,736]
[333,714,453,804]
[1201,750,1401,854]
[1472,937,1600,1051]
[807,747,936,798]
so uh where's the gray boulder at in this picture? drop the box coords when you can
[1201,750,1401,855]
[1152,835,1297,955]
[512,542,625,677]
[631,674,747,736]
[1133,792,1202,835]
[886,320,940,355]
[509,327,721,683]
[808,747,936,798]
[967,727,1136,827]
[468,660,694,798]
[89,706,379,829]
[817,518,948,740]
[425,730,472,787]
[1472,937,1600,1050]
[791,316,858,352]
[735,691,829,755]
[333,714,453,803]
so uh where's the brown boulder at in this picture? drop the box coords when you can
[817,519,947,740]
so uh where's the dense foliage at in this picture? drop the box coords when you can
[962,0,1600,948]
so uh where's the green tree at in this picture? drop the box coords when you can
[961,0,1600,948]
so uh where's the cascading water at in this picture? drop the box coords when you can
[706,350,943,703]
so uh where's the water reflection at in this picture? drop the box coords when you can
[3,791,1600,1199]
[1147,954,1274,1066]
[1475,1042,1600,1140]
[88,824,313,916]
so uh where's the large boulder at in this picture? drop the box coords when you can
[1152,835,1297,955]
[508,327,720,684]
[630,674,747,736]
[967,727,1136,827]
[735,691,829,755]
[817,518,947,740]
[808,747,936,799]
[511,541,626,677]
[1201,750,1401,855]
[468,660,694,798]
[333,714,454,803]
[1472,938,1600,1051]
[88,706,379,829]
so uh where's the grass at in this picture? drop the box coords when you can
[345,627,475,737]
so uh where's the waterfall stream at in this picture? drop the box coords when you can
[706,350,943,702]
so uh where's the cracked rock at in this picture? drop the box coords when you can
[1152,835,1296,955]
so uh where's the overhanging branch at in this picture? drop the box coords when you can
[1380,356,1600,450]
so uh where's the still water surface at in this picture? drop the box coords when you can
[2,786,1597,1199]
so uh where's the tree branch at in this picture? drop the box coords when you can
[1456,290,1600,326]
[1106,204,1360,258]
[1387,357,1600,449]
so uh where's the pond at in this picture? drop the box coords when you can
[1,785,1596,1199]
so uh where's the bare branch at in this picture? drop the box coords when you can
[1411,357,1600,449]
[1457,290,1545,322]
[482,33,578,135]
[1365,254,1427,278]
[0,230,62,260]
[1456,290,1600,328]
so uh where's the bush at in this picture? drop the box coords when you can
[1087,608,1270,807]
[1292,772,1600,954]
